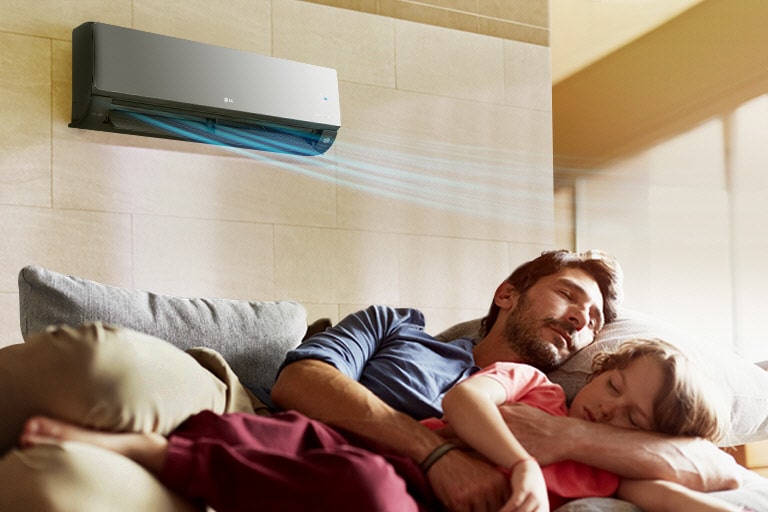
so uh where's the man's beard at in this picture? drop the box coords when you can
[502,294,574,373]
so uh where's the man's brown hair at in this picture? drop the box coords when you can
[480,249,623,337]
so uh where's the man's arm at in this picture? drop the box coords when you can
[498,403,741,491]
[272,358,432,458]
[271,359,510,511]
[617,479,743,512]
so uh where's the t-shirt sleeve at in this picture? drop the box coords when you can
[468,362,568,416]
[278,305,426,380]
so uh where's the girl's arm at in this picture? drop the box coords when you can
[442,375,549,511]
[442,375,529,468]
[617,479,744,512]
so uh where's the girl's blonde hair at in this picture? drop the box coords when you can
[590,338,727,443]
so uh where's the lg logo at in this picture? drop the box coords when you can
[224,97,234,104]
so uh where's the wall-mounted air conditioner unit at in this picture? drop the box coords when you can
[70,22,341,155]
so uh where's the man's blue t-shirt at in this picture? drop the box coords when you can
[277,305,480,419]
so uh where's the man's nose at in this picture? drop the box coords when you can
[567,303,589,331]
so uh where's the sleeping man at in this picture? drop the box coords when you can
[271,249,741,510]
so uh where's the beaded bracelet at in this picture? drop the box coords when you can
[419,442,458,474]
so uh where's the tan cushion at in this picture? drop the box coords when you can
[0,322,233,454]
[0,442,201,512]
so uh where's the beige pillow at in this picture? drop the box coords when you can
[0,442,199,512]
[0,322,231,455]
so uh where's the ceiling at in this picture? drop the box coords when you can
[550,0,704,84]
[549,0,768,171]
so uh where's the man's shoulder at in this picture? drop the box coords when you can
[357,304,427,330]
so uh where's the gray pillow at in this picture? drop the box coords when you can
[435,309,768,447]
[18,265,307,391]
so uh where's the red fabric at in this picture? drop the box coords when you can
[424,362,620,510]
[159,410,433,512]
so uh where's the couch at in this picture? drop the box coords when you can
[1,265,767,511]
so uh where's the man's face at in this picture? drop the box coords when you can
[502,268,605,372]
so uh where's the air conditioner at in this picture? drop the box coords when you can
[69,22,341,155]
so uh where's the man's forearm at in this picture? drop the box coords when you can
[499,404,740,491]
[558,418,720,488]
[618,479,743,512]
[271,359,444,462]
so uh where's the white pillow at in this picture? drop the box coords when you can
[436,309,768,447]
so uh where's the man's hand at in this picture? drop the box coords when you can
[427,449,510,512]
[498,403,742,491]
[497,403,565,466]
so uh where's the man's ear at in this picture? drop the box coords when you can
[493,281,519,311]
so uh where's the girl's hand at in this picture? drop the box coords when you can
[500,458,548,512]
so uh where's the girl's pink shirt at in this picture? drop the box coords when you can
[424,362,620,509]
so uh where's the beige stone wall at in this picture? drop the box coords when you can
[302,0,549,45]
[570,96,768,363]
[0,0,553,346]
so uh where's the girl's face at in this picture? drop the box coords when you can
[568,356,665,431]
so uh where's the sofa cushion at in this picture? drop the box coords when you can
[435,309,768,447]
[18,265,307,392]
[0,442,200,512]
[0,322,235,455]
